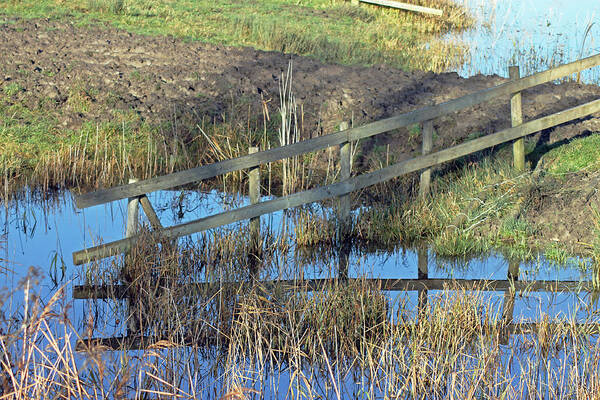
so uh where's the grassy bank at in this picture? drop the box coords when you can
[0,91,261,195]
[0,0,472,72]
[293,135,600,263]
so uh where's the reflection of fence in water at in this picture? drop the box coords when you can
[74,249,600,351]
[71,55,600,351]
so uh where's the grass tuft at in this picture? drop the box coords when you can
[543,134,600,175]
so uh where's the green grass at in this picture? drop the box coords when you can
[543,134,600,175]
[0,0,472,72]
[2,82,21,97]
[0,0,473,196]
[0,92,202,192]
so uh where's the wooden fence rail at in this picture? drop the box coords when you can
[72,278,597,300]
[74,271,599,350]
[353,0,443,16]
[74,53,600,209]
[72,97,600,265]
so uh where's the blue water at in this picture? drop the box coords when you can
[1,189,599,398]
[452,0,600,82]
[1,189,596,323]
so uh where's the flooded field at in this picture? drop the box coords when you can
[2,0,600,398]
[2,189,600,398]
[453,0,600,81]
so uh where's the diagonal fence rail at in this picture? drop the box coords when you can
[72,54,600,265]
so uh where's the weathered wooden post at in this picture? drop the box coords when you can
[419,120,434,198]
[500,259,519,344]
[417,246,429,320]
[125,178,140,239]
[125,178,140,336]
[248,146,262,273]
[510,65,525,172]
[338,121,351,280]
[338,122,351,233]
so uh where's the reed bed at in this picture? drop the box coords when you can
[4,264,600,399]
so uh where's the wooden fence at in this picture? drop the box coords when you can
[72,54,600,265]
[73,248,599,350]
[351,0,443,16]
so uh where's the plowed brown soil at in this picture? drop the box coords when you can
[2,17,600,252]
[3,18,600,151]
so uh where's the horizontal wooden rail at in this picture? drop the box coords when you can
[75,320,600,351]
[75,321,600,351]
[72,278,596,299]
[72,98,600,265]
[74,53,600,209]
[358,0,443,16]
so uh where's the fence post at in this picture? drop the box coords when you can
[419,120,434,198]
[417,247,429,320]
[248,146,261,271]
[125,178,140,336]
[500,259,519,344]
[338,122,351,238]
[338,122,351,279]
[510,65,525,172]
[125,178,140,239]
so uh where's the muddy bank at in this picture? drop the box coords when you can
[522,168,600,253]
[2,18,600,151]
[1,17,600,254]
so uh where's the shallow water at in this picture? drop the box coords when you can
[452,0,600,82]
[1,189,596,323]
[2,189,599,398]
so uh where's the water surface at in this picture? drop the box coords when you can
[452,0,600,82]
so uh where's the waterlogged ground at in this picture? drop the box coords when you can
[1,189,600,397]
[453,0,600,81]
[1,189,597,320]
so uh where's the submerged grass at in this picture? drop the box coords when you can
[5,264,600,399]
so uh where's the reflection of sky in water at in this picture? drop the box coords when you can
[450,0,600,82]
[1,189,597,330]
[1,190,599,396]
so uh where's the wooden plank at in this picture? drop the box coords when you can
[72,278,596,299]
[359,0,443,16]
[75,130,348,209]
[73,284,129,299]
[76,321,600,351]
[139,195,163,230]
[419,120,434,197]
[74,53,600,209]
[72,99,600,264]
[510,66,525,172]
[75,333,219,352]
